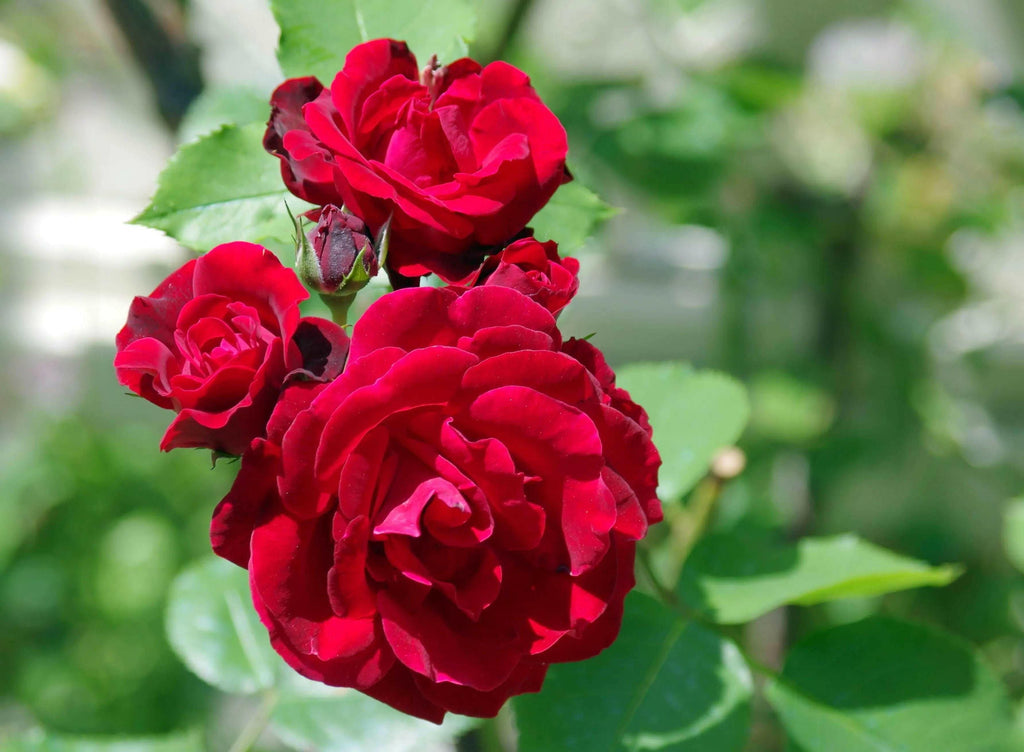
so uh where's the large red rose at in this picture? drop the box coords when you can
[459,236,580,316]
[264,38,571,282]
[114,242,348,455]
[212,286,661,722]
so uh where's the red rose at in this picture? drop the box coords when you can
[212,286,661,722]
[264,39,571,282]
[114,242,348,455]
[460,236,580,316]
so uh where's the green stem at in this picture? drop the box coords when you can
[637,544,680,609]
[637,545,715,629]
[321,293,357,327]
[682,475,723,559]
[227,690,278,752]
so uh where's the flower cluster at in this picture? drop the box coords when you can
[117,39,661,723]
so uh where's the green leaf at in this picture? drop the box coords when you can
[1003,497,1024,574]
[165,555,278,694]
[514,592,753,752]
[272,0,476,83]
[270,690,478,752]
[765,617,1020,752]
[5,730,203,752]
[678,531,961,624]
[164,555,478,750]
[529,181,617,253]
[133,122,311,254]
[177,87,271,144]
[616,362,749,501]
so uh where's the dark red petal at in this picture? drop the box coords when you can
[329,39,419,135]
[289,316,350,381]
[358,665,447,724]
[437,421,545,551]
[462,385,615,575]
[413,661,547,718]
[315,346,478,482]
[348,287,461,361]
[210,438,280,568]
[539,540,635,664]
[113,337,178,408]
[378,590,525,691]
[115,258,197,352]
[249,509,394,686]
[192,242,307,338]
[265,76,324,149]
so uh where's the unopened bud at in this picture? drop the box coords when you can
[296,205,380,296]
[711,447,746,480]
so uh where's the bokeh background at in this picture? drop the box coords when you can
[1,0,1022,748]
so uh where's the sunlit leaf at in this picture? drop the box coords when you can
[766,617,1020,752]
[165,555,277,695]
[677,531,961,624]
[178,87,271,144]
[515,592,753,751]
[271,690,478,752]
[529,181,617,253]
[617,362,749,501]
[272,0,476,83]
[133,122,311,254]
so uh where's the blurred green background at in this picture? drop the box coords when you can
[0,0,1022,749]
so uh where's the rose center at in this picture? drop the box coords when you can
[175,301,276,379]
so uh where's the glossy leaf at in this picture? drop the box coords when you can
[178,87,271,144]
[529,181,617,253]
[270,690,478,752]
[272,0,476,83]
[515,592,753,752]
[766,617,1020,752]
[133,122,311,254]
[616,362,749,501]
[165,555,277,695]
[678,531,961,624]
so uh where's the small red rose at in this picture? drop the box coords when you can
[264,38,571,282]
[114,242,347,455]
[459,236,579,316]
[211,285,661,722]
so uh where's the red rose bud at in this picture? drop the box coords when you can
[294,205,389,325]
[298,205,381,295]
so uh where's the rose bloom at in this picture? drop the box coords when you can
[114,242,348,455]
[264,38,571,282]
[460,236,579,316]
[212,285,661,721]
